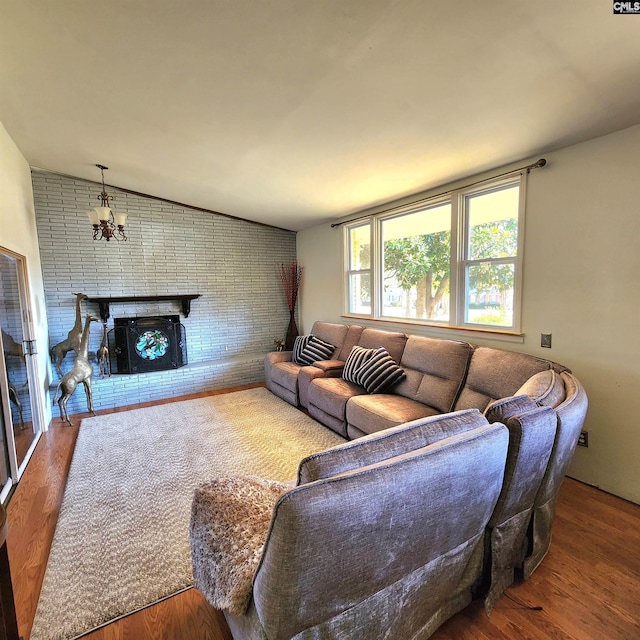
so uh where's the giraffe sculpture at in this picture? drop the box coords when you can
[1,328,24,359]
[8,382,25,430]
[53,314,100,426]
[97,321,110,378]
[2,328,27,426]
[51,292,88,376]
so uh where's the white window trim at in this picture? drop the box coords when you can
[344,221,373,318]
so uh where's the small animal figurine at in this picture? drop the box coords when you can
[53,314,100,426]
[50,292,88,376]
[97,321,110,378]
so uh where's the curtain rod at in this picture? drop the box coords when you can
[330,158,547,228]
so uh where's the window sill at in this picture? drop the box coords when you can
[341,315,525,344]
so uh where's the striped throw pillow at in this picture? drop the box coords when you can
[342,345,377,384]
[355,346,406,394]
[293,335,335,366]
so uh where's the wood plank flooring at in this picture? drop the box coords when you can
[6,386,640,639]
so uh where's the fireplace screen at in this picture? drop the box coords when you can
[109,315,187,374]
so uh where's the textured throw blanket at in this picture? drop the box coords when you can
[190,475,292,615]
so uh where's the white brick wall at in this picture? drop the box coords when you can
[32,171,297,416]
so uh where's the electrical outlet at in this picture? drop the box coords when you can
[541,333,552,348]
[577,430,589,447]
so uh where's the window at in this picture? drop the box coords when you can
[462,184,520,328]
[346,223,371,315]
[344,175,525,333]
[381,201,452,322]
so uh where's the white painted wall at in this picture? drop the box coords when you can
[0,122,52,426]
[298,123,640,504]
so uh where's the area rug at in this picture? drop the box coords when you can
[30,387,345,640]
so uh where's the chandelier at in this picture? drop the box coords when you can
[86,164,128,241]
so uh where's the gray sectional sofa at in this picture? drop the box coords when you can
[190,321,588,639]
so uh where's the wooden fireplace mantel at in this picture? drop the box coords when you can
[87,295,201,322]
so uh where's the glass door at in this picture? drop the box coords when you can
[0,249,43,499]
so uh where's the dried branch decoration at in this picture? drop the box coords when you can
[277,260,303,312]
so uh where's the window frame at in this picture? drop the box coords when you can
[343,172,527,337]
[344,221,373,318]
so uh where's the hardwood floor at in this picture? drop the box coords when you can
[6,387,640,639]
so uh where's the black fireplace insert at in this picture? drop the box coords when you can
[109,315,187,374]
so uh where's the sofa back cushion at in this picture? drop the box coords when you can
[392,335,473,413]
[298,408,488,484]
[356,328,407,363]
[310,322,350,359]
[336,324,364,361]
[454,347,556,412]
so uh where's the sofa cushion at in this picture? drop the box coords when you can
[516,370,566,408]
[309,321,350,358]
[454,347,554,413]
[393,335,473,413]
[346,394,439,438]
[298,408,490,484]
[307,377,367,424]
[297,365,331,410]
[356,328,407,364]
[335,324,365,361]
[293,335,335,366]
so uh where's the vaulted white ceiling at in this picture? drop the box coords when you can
[2,1,640,231]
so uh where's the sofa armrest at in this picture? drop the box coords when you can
[312,359,345,376]
[265,350,293,366]
[264,351,294,392]
[484,394,538,423]
[523,372,588,578]
[483,405,557,612]
[190,476,291,616]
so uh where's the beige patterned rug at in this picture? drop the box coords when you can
[31,387,345,640]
